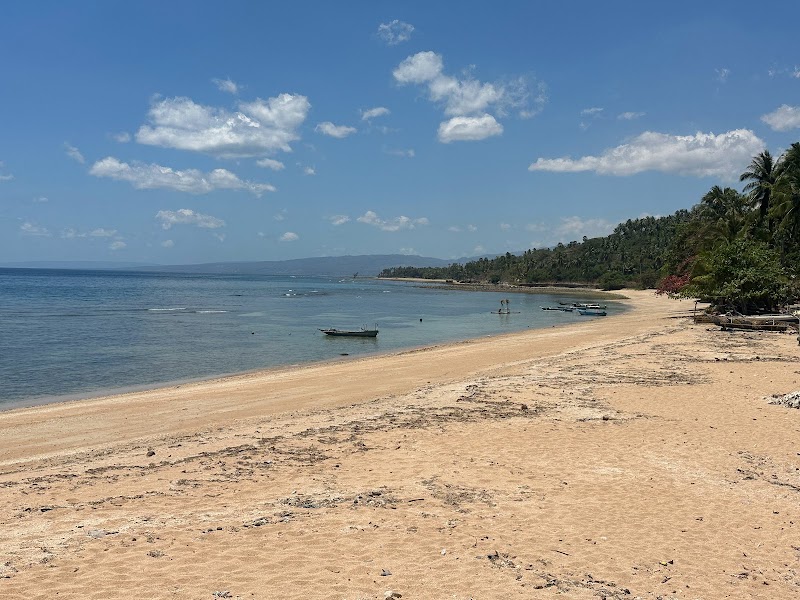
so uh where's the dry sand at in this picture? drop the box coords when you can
[1,290,799,599]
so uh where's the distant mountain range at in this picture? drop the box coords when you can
[1,254,491,277]
[126,254,460,277]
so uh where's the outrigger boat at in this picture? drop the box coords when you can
[577,307,607,316]
[319,325,378,337]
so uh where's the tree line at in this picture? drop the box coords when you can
[380,142,800,313]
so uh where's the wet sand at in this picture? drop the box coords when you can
[1,290,799,599]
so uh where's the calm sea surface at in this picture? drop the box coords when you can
[0,268,623,408]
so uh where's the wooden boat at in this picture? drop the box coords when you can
[577,307,607,316]
[319,326,378,337]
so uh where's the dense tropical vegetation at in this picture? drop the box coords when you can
[380,143,800,312]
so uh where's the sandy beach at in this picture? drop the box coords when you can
[1,289,799,599]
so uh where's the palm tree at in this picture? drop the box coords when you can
[699,185,749,244]
[771,143,800,254]
[740,150,780,233]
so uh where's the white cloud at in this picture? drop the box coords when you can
[448,226,461,232]
[500,223,511,230]
[361,107,390,121]
[213,233,226,242]
[327,215,350,226]
[136,93,310,158]
[385,148,415,158]
[109,241,126,250]
[161,239,174,248]
[212,77,240,94]
[20,222,50,236]
[315,121,357,138]
[715,67,730,83]
[555,216,614,239]
[581,107,603,116]
[473,245,485,254]
[793,67,800,79]
[256,158,285,171]
[64,143,85,164]
[113,132,131,143]
[357,210,428,232]
[438,114,503,143]
[0,174,12,181]
[618,111,645,120]
[90,157,275,196]
[467,224,477,232]
[761,105,800,132]
[377,20,414,45]
[303,166,316,176]
[399,247,416,255]
[33,196,48,203]
[528,129,765,178]
[61,228,84,239]
[90,228,117,237]
[155,208,225,230]
[393,51,543,142]
[280,231,299,242]
[273,208,287,221]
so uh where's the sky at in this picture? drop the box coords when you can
[2,0,800,265]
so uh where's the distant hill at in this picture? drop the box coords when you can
[0,260,156,270]
[126,254,456,277]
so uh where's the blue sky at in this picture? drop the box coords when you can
[2,1,799,265]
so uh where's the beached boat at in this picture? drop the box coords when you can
[577,307,607,316]
[319,326,378,337]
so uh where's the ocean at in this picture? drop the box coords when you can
[0,268,621,408]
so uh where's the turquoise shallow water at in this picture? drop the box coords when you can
[0,268,623,407]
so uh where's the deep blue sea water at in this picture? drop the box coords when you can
[0,268,623,408]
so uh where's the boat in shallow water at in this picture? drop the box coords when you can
[319,326,378,337]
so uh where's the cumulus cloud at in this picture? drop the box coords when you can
[555,216,614,239]
[20,222,50,236]
[212,77,240,94]
[113,132,131,143]
[715,67,730,83]
[438,114,502,143]
[64,143,85,164]
[361,107,390,121]
[155,208,225,230]
[136,93,310,157]
[528,129,764,178]
[109,241,126,250]
[377,20,414,45]
[357,210,428,232]
[303,166,316,176]
[500,223,511,230]
[256,158,285,170]
[327,215,350,226]
[90,157,275,196]
[315,121,357,138]
[61,228,83,239]
[618,111,645,120]
[467,224,477,232]
[393,51,544,142]
[581,107,603,116]
[761,105,800,132]
[279,231,299,242]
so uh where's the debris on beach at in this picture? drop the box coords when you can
[768,390,800,409]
